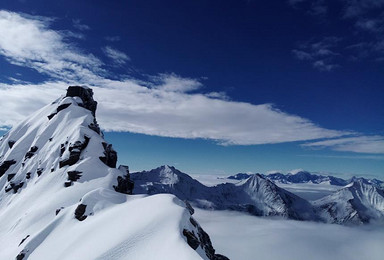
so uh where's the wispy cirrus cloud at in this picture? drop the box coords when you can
[0,10,357,147]
[292,37,341,71]
[303,136,384,154]
[72,19,90,31]
[289,0,384,64]
[105,36,121,42]
[0,10,104,82]
[102,46,130,66]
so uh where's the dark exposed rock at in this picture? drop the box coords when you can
[74,204,87,221]
[7,173,16,181]
[36,168,43,177]
[183,229,200,250]
[60,144,65,156]
[18,235,30,246]
[214,254,230,260]
[8,140,15,149]
[16,251,25,260]
[182,207,230,260]
[66,86,97,116]
[5,181,24,193]
[59,136,89,168]
[185,201,195,215]
[197,226,216,259]
[57,103,71,113]
[99,143,117,168]
[49,137,53,142]
[56,207,64,215]
[64,181,72,187]
[189,217,198,227]
[47,112,56,120]
[88,120,101,134]
[51,168,54,172]
[0,159,16,178]
[47,103,72,120]
[26,172,31,179]
[25,146,38,160]
[67,171,82,181]
[113,175,134,195]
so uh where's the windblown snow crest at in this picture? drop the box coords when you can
[0,86,227,260]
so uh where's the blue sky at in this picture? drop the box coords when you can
[0,0,383,177]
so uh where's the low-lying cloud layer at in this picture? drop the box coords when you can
[195,209,384,260]
[0,10,382,152]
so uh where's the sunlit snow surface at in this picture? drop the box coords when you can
[0,90,211,260]
[194,208,384,260]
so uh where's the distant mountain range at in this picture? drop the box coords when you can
[131,166,384,225]
[227,171,384,187]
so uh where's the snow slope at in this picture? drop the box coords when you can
[0,86,226,260]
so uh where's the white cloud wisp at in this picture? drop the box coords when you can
[0,10,369,149]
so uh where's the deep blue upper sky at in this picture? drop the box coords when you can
[0,0,383,177]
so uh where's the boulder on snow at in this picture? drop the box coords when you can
[74,204,87,221]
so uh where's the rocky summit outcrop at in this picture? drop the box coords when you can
[0,86,226,260]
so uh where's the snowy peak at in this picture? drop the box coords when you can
[132,167,317,221]
[0,86,228,260]
[314,180,384,224]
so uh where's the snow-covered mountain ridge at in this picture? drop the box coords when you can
[228,171,383,187]
[0,86,227,260]
[131,166,384,225]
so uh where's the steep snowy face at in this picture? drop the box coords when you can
[0,86,225,260]
[241,174,316,220]
[313,180,384,224]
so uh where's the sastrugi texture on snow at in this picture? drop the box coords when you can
[0,86,226,260]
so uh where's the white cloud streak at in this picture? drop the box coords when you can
[303,136,384,154]
[0,10,104,82]
[292,37,341,71]
[0,10,372,148]
[102,46,130,66]
[72,19,90,31]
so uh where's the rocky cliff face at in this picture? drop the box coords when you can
[0,86,224,260]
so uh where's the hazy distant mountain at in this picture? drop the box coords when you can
[132,166,384,224]
[0,86,226,260]
[227,171,383,187]
[132,166,317,221]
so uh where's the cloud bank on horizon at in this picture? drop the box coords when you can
[0,10,382,154]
